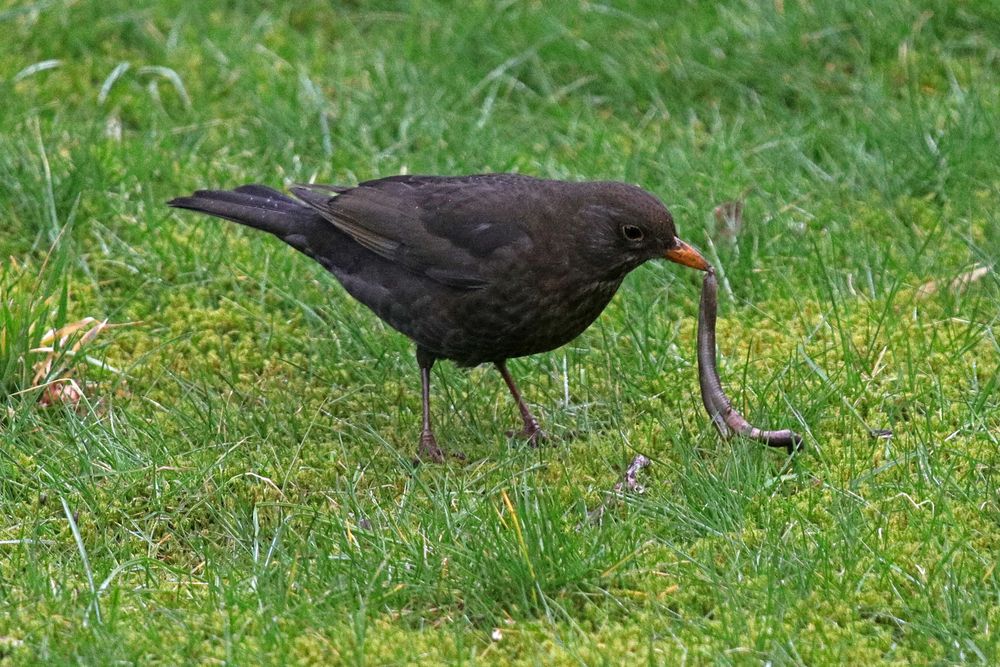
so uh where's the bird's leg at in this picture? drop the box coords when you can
[496,361,546,446]
[415,349,446,463]
[416,349,465,463]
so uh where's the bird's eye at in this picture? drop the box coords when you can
[621,225,645,242]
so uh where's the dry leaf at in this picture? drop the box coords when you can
[30,317,121,410]
[713,200,744,242]
[587,454,651,525]
[38,379,85,408]
[916,265,991,299]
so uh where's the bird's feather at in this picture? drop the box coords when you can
[291,175,539,289]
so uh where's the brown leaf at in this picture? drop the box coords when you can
[587,454,651,525]
[31,316,120,408]
[916,265,991,299]
[713,200,744,241]
[38,379,84,408]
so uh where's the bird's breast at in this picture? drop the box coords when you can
[433,272,625,364]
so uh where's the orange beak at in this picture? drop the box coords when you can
[664,237,711,271]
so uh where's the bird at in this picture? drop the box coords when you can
[168,173,710,462]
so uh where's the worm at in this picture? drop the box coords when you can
[697,269,803,454]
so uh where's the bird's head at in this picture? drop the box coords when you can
[579,182,710,276]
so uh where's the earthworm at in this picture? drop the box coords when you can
[697,269,803,454]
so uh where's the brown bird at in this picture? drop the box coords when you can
[168,174,709,462]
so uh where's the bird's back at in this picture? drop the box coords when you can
[169,174,632,364]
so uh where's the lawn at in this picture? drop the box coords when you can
[2,0,998,664]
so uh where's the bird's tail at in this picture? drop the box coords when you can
[168,184,351,267]
[168,184,314,239]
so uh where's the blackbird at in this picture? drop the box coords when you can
[168,174,710,462]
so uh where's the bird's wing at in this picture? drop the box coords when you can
[291,175,538,289]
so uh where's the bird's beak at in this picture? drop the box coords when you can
[664,237,711,271]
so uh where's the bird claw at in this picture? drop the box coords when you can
[417,431,446,463]
[505,422,548,448]
[416,431,465,464]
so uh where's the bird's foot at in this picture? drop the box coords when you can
[418,431,445,463]
[505,420,548,448]
[416,431,465,464]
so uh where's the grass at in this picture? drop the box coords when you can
[1,0,998,663]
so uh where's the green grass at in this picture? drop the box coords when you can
[2,0,998,663]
